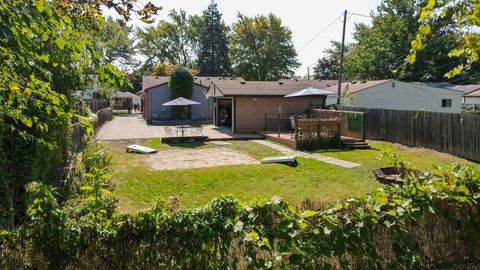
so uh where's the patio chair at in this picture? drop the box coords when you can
[290,116,296,139]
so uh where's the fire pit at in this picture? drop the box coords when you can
[373,167,430,185]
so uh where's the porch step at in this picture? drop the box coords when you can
[342,140,370,149]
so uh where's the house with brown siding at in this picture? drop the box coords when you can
[206,80,337,133]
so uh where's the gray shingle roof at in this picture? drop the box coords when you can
[142,76,244,91]
[465,89,480,97]
[324,80,392,94]
[206,80,338,97]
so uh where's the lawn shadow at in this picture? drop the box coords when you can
[163,141,208,148]
[310,147,381,154]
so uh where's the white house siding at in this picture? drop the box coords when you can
[146,84,211,121]
[347,80,463,113]
[464,96,480,105]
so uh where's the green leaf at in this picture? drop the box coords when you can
[80,186,94,191]
[100,188,113,196]
[426,0,436,10]
[56,37,66,49]
[39,54,49,63]
[386,210,397,216]
[302,210,316,218]
[419,24,431,35]
[261,237,272,250]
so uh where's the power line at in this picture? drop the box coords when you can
[349,12,370,18]
[297,13,343,52]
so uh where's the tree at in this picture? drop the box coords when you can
[90,17,137,71]
[344,0,471,82]
[197,1,232,76]
[150,63,198,76]
[169,67,194,119]
[136,9,202,72]
[313,41,352,80]
[412,0,480,79]
[0,0,158,228]
[230,13,300,81]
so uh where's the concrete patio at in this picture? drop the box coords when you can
[95,114,263,141]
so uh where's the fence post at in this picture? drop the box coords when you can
[277,112,280,137]
[362,112,367,141]
[294,115,298,142]
[264,113,267,135]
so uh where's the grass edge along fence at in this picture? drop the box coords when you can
[1,163,479,269]
[345,107,480,162]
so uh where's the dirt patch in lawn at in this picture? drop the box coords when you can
[143,147,258,170]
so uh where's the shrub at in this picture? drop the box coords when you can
[169,67,194,119]
[1,163,479,269]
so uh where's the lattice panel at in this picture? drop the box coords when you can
[313,109,365,141]
[295,119,341,149]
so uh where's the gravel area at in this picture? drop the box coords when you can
[143,147,258,170]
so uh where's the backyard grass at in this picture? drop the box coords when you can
[107,139,476,212]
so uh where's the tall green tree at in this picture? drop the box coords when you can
[313,41,352,80]
[344,0,472,82]
[136,9,202,71]
[412,0,480,78]
[230,13,300,81]
[90,17,137,71]
[169,67,194,119]
[197,1,232,76]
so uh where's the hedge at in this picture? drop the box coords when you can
[0,164,479,269]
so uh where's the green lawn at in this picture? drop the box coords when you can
[107,139,476,212]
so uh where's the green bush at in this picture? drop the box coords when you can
[62,139,112,202]
[169,67,194,119]
[1,163,479,269]
[345,111,363,132]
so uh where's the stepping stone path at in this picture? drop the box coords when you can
[253,140,361,168]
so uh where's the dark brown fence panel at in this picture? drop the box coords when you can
[71,122,84,152]
[86,99,109,113]
[345,107,480,162]
[95,108,112,131]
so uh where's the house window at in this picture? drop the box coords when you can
[441,99,452,108]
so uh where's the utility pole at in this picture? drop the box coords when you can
[337,10,347,105]
[307,67,310,80]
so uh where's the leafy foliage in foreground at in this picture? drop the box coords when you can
[0,0,158,228]
[1,163,479,269]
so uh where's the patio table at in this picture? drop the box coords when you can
[176,125,191,137]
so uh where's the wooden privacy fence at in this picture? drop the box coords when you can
[71,108,112,152]
[95,108,112,130]
[345,107,480,162]
[86,99,109,113]
[313,109,367,141]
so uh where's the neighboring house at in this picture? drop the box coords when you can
[113,91,141,110]
[325,79,464,113]
[464,89,480,105]
[205,79,337,133]
[142,76,243,122]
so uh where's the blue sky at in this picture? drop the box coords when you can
[107,0,381,76]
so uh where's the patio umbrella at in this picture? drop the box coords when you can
[162,97,201,134]
[284,87,337,115]
[284,87,335,98]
